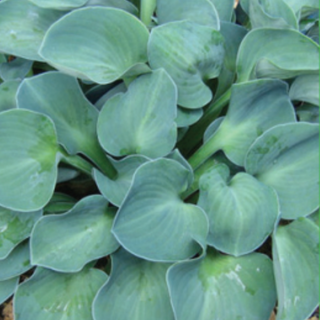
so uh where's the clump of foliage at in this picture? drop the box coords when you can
[0,0,319,319]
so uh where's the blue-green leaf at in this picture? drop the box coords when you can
[0,80,20,111]
[0,241,32,281]
[167,249,276,320]
[198,164,279,256]
[210,0,234,21]
[156,0,220,29]
[17,71,113,176]
[39,7,149,84]
[31,195,119,272]
[0,57,33,81]
[148,20,225,109]
[245,122,319,219]
[112,159,208,262]
[97,70,177,158]
[14,267,107,320]
[273,218,319,320]
[0,0,64,61]
[236,28,319,82]
[0,109,59,211]
[29,0,88,10]
[93,155,149,207]
[0,277,19,305]
[93,248,174,320]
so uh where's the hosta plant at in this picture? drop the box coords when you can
[0,0,319,320]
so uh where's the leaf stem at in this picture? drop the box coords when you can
[177,87,231,156]
[140,0,156,27]
[58,147,94,176]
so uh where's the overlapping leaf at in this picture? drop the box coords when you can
[29,0,88,10]
[14,267,107,320]
[245,122,319,219]
[0,241,32,281]
[148,20,225,109]
[236,28,319,82]
[0,0,64,61]
[0,80,20,111]
[17,71,114,176]
[273,218,319,320]
[93,155,149,207]
[156,0,220,29]
[97,70,177,158]
[0,109,59,211]
[167,249,276,320]
[0,58,33,81]
[198,164,279,256]
[112,158,208,262]
[0,207,42,259]
[241,0,298,29]
[210,0,234,21]
[93,248,174,320]
[289,74,319,106]
[31,195,119,272]
[39,7,149,83]
[0,277,19,305]
[189,79,296,169]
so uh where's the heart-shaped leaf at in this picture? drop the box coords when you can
[148,20,225,109]
[241,0,298,29]
[0,241,32,281]
[112,158,208,262]
[93,155,150,207]
[0,0,64,61]
[289,74,319,106]
[0,80,20,111]
[39,7,149,84]
[167,248,276,320]
[0,58,33,81]
[0,109,59,211]
[189,79,296,169]
[97,69,177,158]
[236,28,319,82]
[93,248,174,320]
[0,277,19,305]
[0,207,42,259]
[245,122,319,219]
[273,218,319,320]
[156,0,220,29]
[198,164,279,256]
[31,195,119,272]
[14,267,108,320]
[17,71,114,176]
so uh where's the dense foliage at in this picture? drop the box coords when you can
[0,0,319,319]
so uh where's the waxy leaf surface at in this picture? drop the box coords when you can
[199,79,296,167]
[29,0,88,10]
[245,122,319,219]
[0,0,64,61]
[210,0,234,21]
[0,80,20,111]
[97,70,177,158]
[0,241,32,281]
[289,74,319,106]
[167,249,276,320]
[156,0,220,29]
[39,7,149,83]
[112,159,208,262]
[14,267,107,320]
[0,207,41,259]
[31,195,119,272]
[236,28,319,82]
[0,277,19,305]
[148,20,224,109]
[17,72,111,174]
[93,248,174,320]
[273,219,319,320]
[94,155,149,207]
[198,164,279,256]
[0,109,59,211]
[0,58,33,81]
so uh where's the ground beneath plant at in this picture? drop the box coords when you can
[0,299,319,320]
